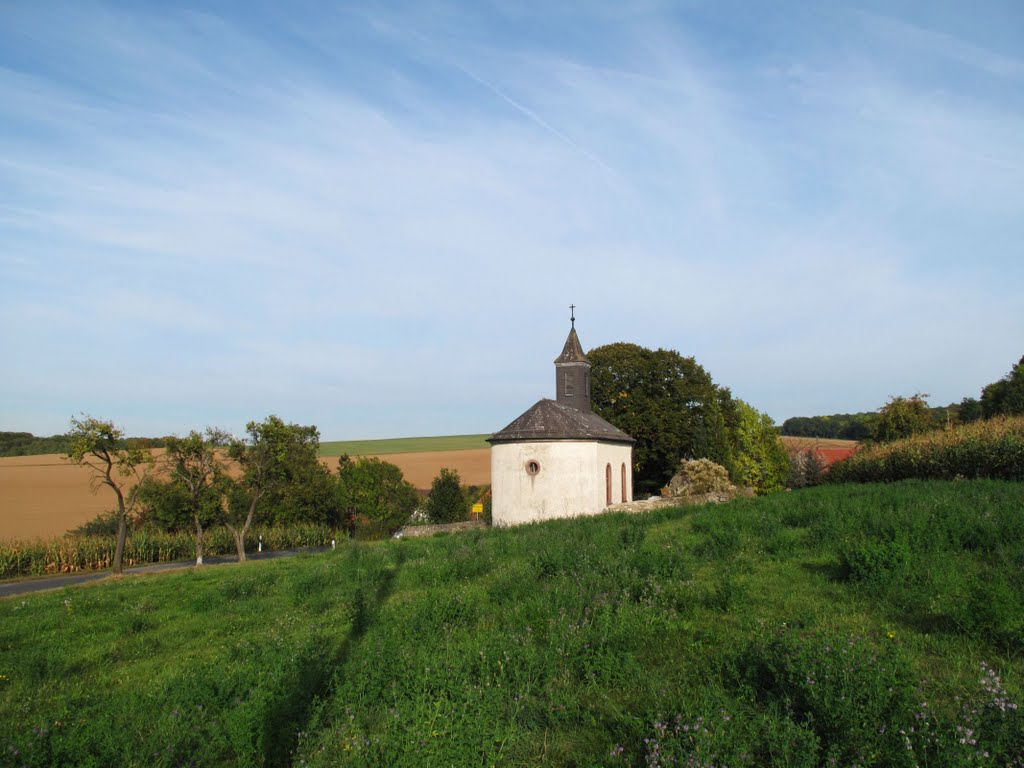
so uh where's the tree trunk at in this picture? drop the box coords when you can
[229,495,259,563]
[112,490,128,575]
[194,516,204,566]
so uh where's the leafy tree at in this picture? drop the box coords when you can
[872,394,933,443]
[981,356,1024,418]
[425,468,467,524]
[223,416,325,560]
[251,421,337,527]
[732,401,790,494]
[136,474,211,532]
[589,343,735,494]
[336,455,419,537]
[65,416,155,574]
[164,428,230,566]
[958,397,984,424]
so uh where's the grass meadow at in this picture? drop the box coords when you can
[2,480,1023,767]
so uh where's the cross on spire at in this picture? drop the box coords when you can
[570,304,576,329]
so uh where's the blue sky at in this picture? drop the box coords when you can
[2,1,1022,440]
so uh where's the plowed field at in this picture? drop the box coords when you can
[779,436,858,467]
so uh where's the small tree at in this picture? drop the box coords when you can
[872,393,933,443]
[336,455,419,537]
[732,401,790,494]
[65,415,155,574]
[165,428,230,566]
[222,416,323,561]
[425,468,466,524]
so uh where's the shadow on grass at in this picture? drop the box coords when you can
[263,548,405,768]
[801,560,847,582]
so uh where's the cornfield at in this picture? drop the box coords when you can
[0,523,343,580]
[827,415,1024,484]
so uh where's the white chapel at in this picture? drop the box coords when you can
[488,318,634,526]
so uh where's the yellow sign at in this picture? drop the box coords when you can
[472,503,484,514]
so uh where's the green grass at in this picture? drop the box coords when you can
[319,434,491,457]
[3,481,1023,767]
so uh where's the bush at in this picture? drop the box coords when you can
[69,510,122,536]
[425,468,466,523]
[787,448,825,489]
[838,537,913,591]
[662,458,735,498]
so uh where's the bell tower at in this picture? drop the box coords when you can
[554,305,591,412]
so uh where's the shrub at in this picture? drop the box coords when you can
[662,458,734,497]
[69,510,122,536]
[787,448,825,489]
[425,468,466,523]
[838,537,913,591]
[957,576,1024,652]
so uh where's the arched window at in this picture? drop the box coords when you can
[621,463,628,502]
[605,463,612,506]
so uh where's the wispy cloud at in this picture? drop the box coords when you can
[1,1,1022,437]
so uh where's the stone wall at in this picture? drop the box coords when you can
[397,520,488,538]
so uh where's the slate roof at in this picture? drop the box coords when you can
[488,398,634,444]
[553,328,588,364]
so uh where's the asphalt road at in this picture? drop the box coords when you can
[0,545,333,598]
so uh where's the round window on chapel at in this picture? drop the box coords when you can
[525,460,541,476]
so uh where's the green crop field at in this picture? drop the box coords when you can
[319,433,491,457]
[3,480,1023,766]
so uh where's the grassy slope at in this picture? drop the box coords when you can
[319,434,491,457]
[2,481,1023,767]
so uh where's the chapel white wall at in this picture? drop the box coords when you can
[491,441,633,526]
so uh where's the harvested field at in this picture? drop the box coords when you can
[0,454,130,541]
[320,448,490,490]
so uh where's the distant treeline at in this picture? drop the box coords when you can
[0,431,167,458]
[781,405,961,441]
[783,354,1024,440]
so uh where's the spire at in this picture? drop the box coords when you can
[554,311,591,411]
[554,304,588,364]
[554,326,588,364]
